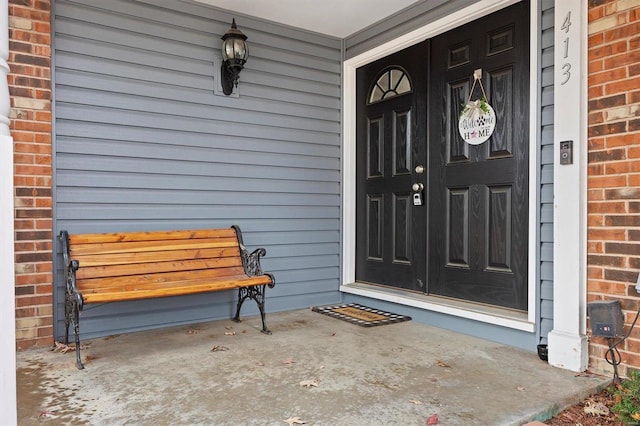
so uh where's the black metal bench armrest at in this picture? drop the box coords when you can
[59,230,84,310]
[232,225,275,288]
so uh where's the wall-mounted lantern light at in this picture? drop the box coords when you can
[220,19,248,96]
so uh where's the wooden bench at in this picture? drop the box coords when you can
[59,225,275,369]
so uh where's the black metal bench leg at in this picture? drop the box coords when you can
[232,287,249,323]
[70,300,84,370]
[233,286,271,334]
[64,297,71,345]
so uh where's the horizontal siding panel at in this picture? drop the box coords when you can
[541,242,553,262]
[541,281,554,301]
[56,156,339,182]
[57,188,340,207]
[267,280,339,298]
[541,144,554,165]
[541,299,553,319]
[57,70,341,120]
[56,171,339,194]
[540,183,553,203]
[56,109,338,146]
[56,205,340,220]
[541,224,553,243]
[56,138,340,171]
[56,123,340,157]
[57,95,340,138]
[540,204,553,223]
[56,220,341,235]
[540,262,553,281]
[541,164,553,184]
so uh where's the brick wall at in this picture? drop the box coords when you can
[9,0,53,349]
[587,0,640,376]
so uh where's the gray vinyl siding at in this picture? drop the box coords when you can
[538,0,555,344]
[52,0,342,340]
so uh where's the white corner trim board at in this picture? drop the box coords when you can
[0,0,17,421]
[548,0,589,372]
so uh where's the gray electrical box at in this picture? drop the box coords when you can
[588,300,624,338]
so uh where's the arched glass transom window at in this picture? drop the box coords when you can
[368,67,412,104]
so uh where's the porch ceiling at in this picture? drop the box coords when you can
[194,0,423,38]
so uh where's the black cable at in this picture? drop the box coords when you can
[604,305,640,385]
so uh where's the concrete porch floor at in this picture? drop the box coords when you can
[17,309,609,425]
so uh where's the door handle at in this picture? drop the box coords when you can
[412,183,424,192]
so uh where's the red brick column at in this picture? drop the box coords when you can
[9,0,53,349]
[587,0,640,375]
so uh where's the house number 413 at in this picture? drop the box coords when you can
[560,11,572,85]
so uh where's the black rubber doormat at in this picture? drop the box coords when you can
[311,303,411,327]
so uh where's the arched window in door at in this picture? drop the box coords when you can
[368,67,412,104]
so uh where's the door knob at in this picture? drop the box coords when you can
[415,165,425,174]
[412,183,424,192]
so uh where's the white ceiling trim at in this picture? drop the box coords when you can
[194,0,421,38]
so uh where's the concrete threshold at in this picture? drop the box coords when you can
[17,309,609,425]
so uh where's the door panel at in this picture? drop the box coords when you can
[356,41,428,291]
[428,1,530,310]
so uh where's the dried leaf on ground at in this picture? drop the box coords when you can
[427,413,439,424]
[300,379,319,388]
[544,387,622,425]
[409,399,423,405]
[282,358,296,365]
[283,416,306,425]
[583,401,609,417]
[210,345,229,352]
[517,386,525,392]
[52,341,87,353]
[51,341,74,353]
[224,331,236,336]
[435,360,450,368]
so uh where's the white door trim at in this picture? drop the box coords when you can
[341,0,540,331]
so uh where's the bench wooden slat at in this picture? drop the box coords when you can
[77,263,244,291]
[68,228,238,244]
[69,237,239,256]
[71,247,241,267]
[82,275,273,303]
[76,257,244,280]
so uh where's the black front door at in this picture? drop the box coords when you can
[428,1,530,310]
[355,1,529,310]
[355,41,428,291]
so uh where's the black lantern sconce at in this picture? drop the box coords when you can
[220,19,248,96]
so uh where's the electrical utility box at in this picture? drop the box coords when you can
[588,300,625,338]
